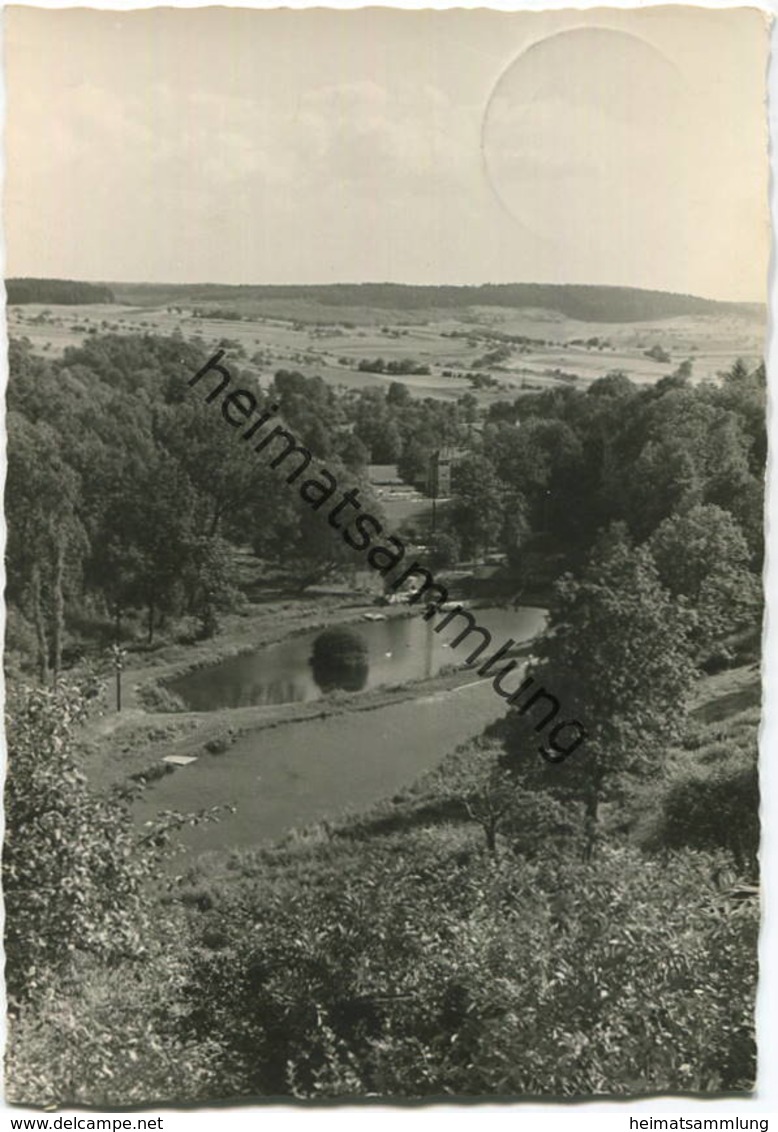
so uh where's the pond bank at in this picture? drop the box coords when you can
[82,594,542,856]
[132,675,508,855]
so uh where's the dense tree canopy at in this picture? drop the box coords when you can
[6,278,115,305]
[5,335,383,666]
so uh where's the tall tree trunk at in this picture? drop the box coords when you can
[208,502,223,538]
[31,565,50,686]
[51,530,66,685]
[147,597,155,645]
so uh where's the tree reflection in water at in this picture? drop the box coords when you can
[309,627,370,693]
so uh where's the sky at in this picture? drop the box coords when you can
[3,5,771,301]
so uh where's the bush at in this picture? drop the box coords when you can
[4,683,157,1005]
[4,682,233,1105]
[6,954,224,1107]
[204,728,237,755]
[427,532,460,570]
[644,344,671,363]
[129,762,175,785]
[642,752,758,875]
[700,646,734,674]
[137,681,187,712]
[3,605,38,673]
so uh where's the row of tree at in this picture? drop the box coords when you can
[433,364,765,860]
[6,278,115,304]
[439,363,765,568]
[5,336,386,677]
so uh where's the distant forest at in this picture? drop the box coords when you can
[2,277,756,323]
[112,281,760,322]
[6,278,115,305]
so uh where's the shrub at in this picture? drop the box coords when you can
[642,752,759,876]
[4,683,157,1005]
[4,605,39,673]
[137,681,187,712]
[4,682,233,1105]
[644,344,671,363]
[6,953,224,1107]
[204,728,237,755]
[700,646,734,674]
[129,762,175,785]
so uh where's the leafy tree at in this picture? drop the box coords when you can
[387,381,411,406]
[452,746,517,854]
[446,454,504,559]
[587,371,636,399]
[503,524,697,855]
[352,389,402,463]
[4,683,154,1004]
[426,531,461,570]
[125,456,200,642]
[271,370,344,450]
[717,358,766,475]
[458,392,479,424]
[649,505,761,651]
[623,438,703,539]
[183,535,242,638]
[248,474,368,592]
[5,413,87,681]
[397,436,435,487]
[337,431,370,471]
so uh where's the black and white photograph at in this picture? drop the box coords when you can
[1,2,772,1112]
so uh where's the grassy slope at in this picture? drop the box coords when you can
[182,659,761,892]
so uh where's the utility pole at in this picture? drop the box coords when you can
[110,643,127,712]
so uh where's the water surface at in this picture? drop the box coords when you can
[167,605,545,711]
[136,679,509,852]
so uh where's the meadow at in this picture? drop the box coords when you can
[8,296,763,406]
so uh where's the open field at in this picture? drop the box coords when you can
[8,297,764,404]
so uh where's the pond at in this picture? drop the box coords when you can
[166,605,546,711]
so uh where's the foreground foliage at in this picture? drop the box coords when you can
[184,835,757,1098]
[3,683,226,1106]
[3,669,760,1105]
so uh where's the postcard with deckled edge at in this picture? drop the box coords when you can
[1,3,771,1109]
